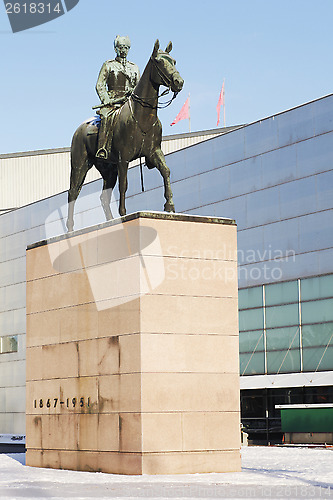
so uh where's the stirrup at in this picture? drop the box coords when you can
[96,148,108,160]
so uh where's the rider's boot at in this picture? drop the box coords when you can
[96,116,109,160]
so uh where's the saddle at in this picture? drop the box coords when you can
[86,115,101,135]
[84,114,120,163]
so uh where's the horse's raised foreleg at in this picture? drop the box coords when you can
[66,157,91,232]
[118,154,129,216]
[146,149,175,212]
[100,165,118,221]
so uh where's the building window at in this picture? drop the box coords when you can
[0,335,18,354]
[239,274,333,375]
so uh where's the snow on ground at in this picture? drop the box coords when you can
[0,447,332,499]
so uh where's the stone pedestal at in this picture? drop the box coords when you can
[26,212,240,474]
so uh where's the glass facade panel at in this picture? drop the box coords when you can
[212,126,246,169]
[74,206,106,231]
[167,175,200,212]
[1,207,29,237]
[239,330,264,353]
[261,145,297,189]
[126,186,164,215]
[210,197,248,231]
[238,286,262,310]
[299,210,333,254]
[277,104,314,147]
[180,139,215,179]
[301,275,333,301]
[318,248,333,278]
[313,96,333,136]
[302,323,333,348]
[267,349,300,374]
[262,218,299,256]
[187,204,218,217]
[30,199,51,228]
[246,186,280,227]
[279,177,317,220]
[0,237,7,263]
[303,346,333,372]
[134,162,161,192]
[0,288,5,314]
[266,326,300,350]
[199,166,230,206]
[265,281,298,306]
[13,308,26,335]
[3,283,26,312]
[317,170,333,212]
[296,131,333,177]
[0,261,15,288]
[239,260,283,288]
[244,117,278,157]
[3,232,27,261]
[239,308,263,332]
[228,156,262,197]
[265,303,299,328]
[237,226,265,265]
[0,310,15,336]
[0,336,18,354]
[301,298,333,324]
[240,351,265,376]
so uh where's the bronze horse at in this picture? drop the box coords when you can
[66,40,184,231]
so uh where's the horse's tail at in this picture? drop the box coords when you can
[67,122,96,231]
[68,123,92,202]
[71,123,93,169]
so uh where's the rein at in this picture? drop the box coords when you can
[131,56,179,109]
[129,54,180,192]
[132,90,178,109]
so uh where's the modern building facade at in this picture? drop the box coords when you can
[1,95,333,443]
[0,128,235,212]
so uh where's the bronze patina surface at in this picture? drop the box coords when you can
[95,35,140,160]
[67,40,184,232]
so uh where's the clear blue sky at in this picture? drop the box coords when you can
[1,0,333,153]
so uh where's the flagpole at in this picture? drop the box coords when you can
[223,79,226,127]
[188,93,191,133]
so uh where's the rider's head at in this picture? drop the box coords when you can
[114,35,131,59]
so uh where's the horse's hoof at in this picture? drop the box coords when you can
[164,202,175,213]
[66,220,74,232]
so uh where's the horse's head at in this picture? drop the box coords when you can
[150,40,184,94]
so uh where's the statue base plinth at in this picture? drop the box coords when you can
[26,212,241,474]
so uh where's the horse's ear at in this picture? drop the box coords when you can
[152,39,159,58]
[165,41,172,53]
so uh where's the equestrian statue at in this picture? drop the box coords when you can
[66,37,184,232]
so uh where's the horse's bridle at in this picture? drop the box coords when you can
[131,55,179,110]
[150,56,176,89]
